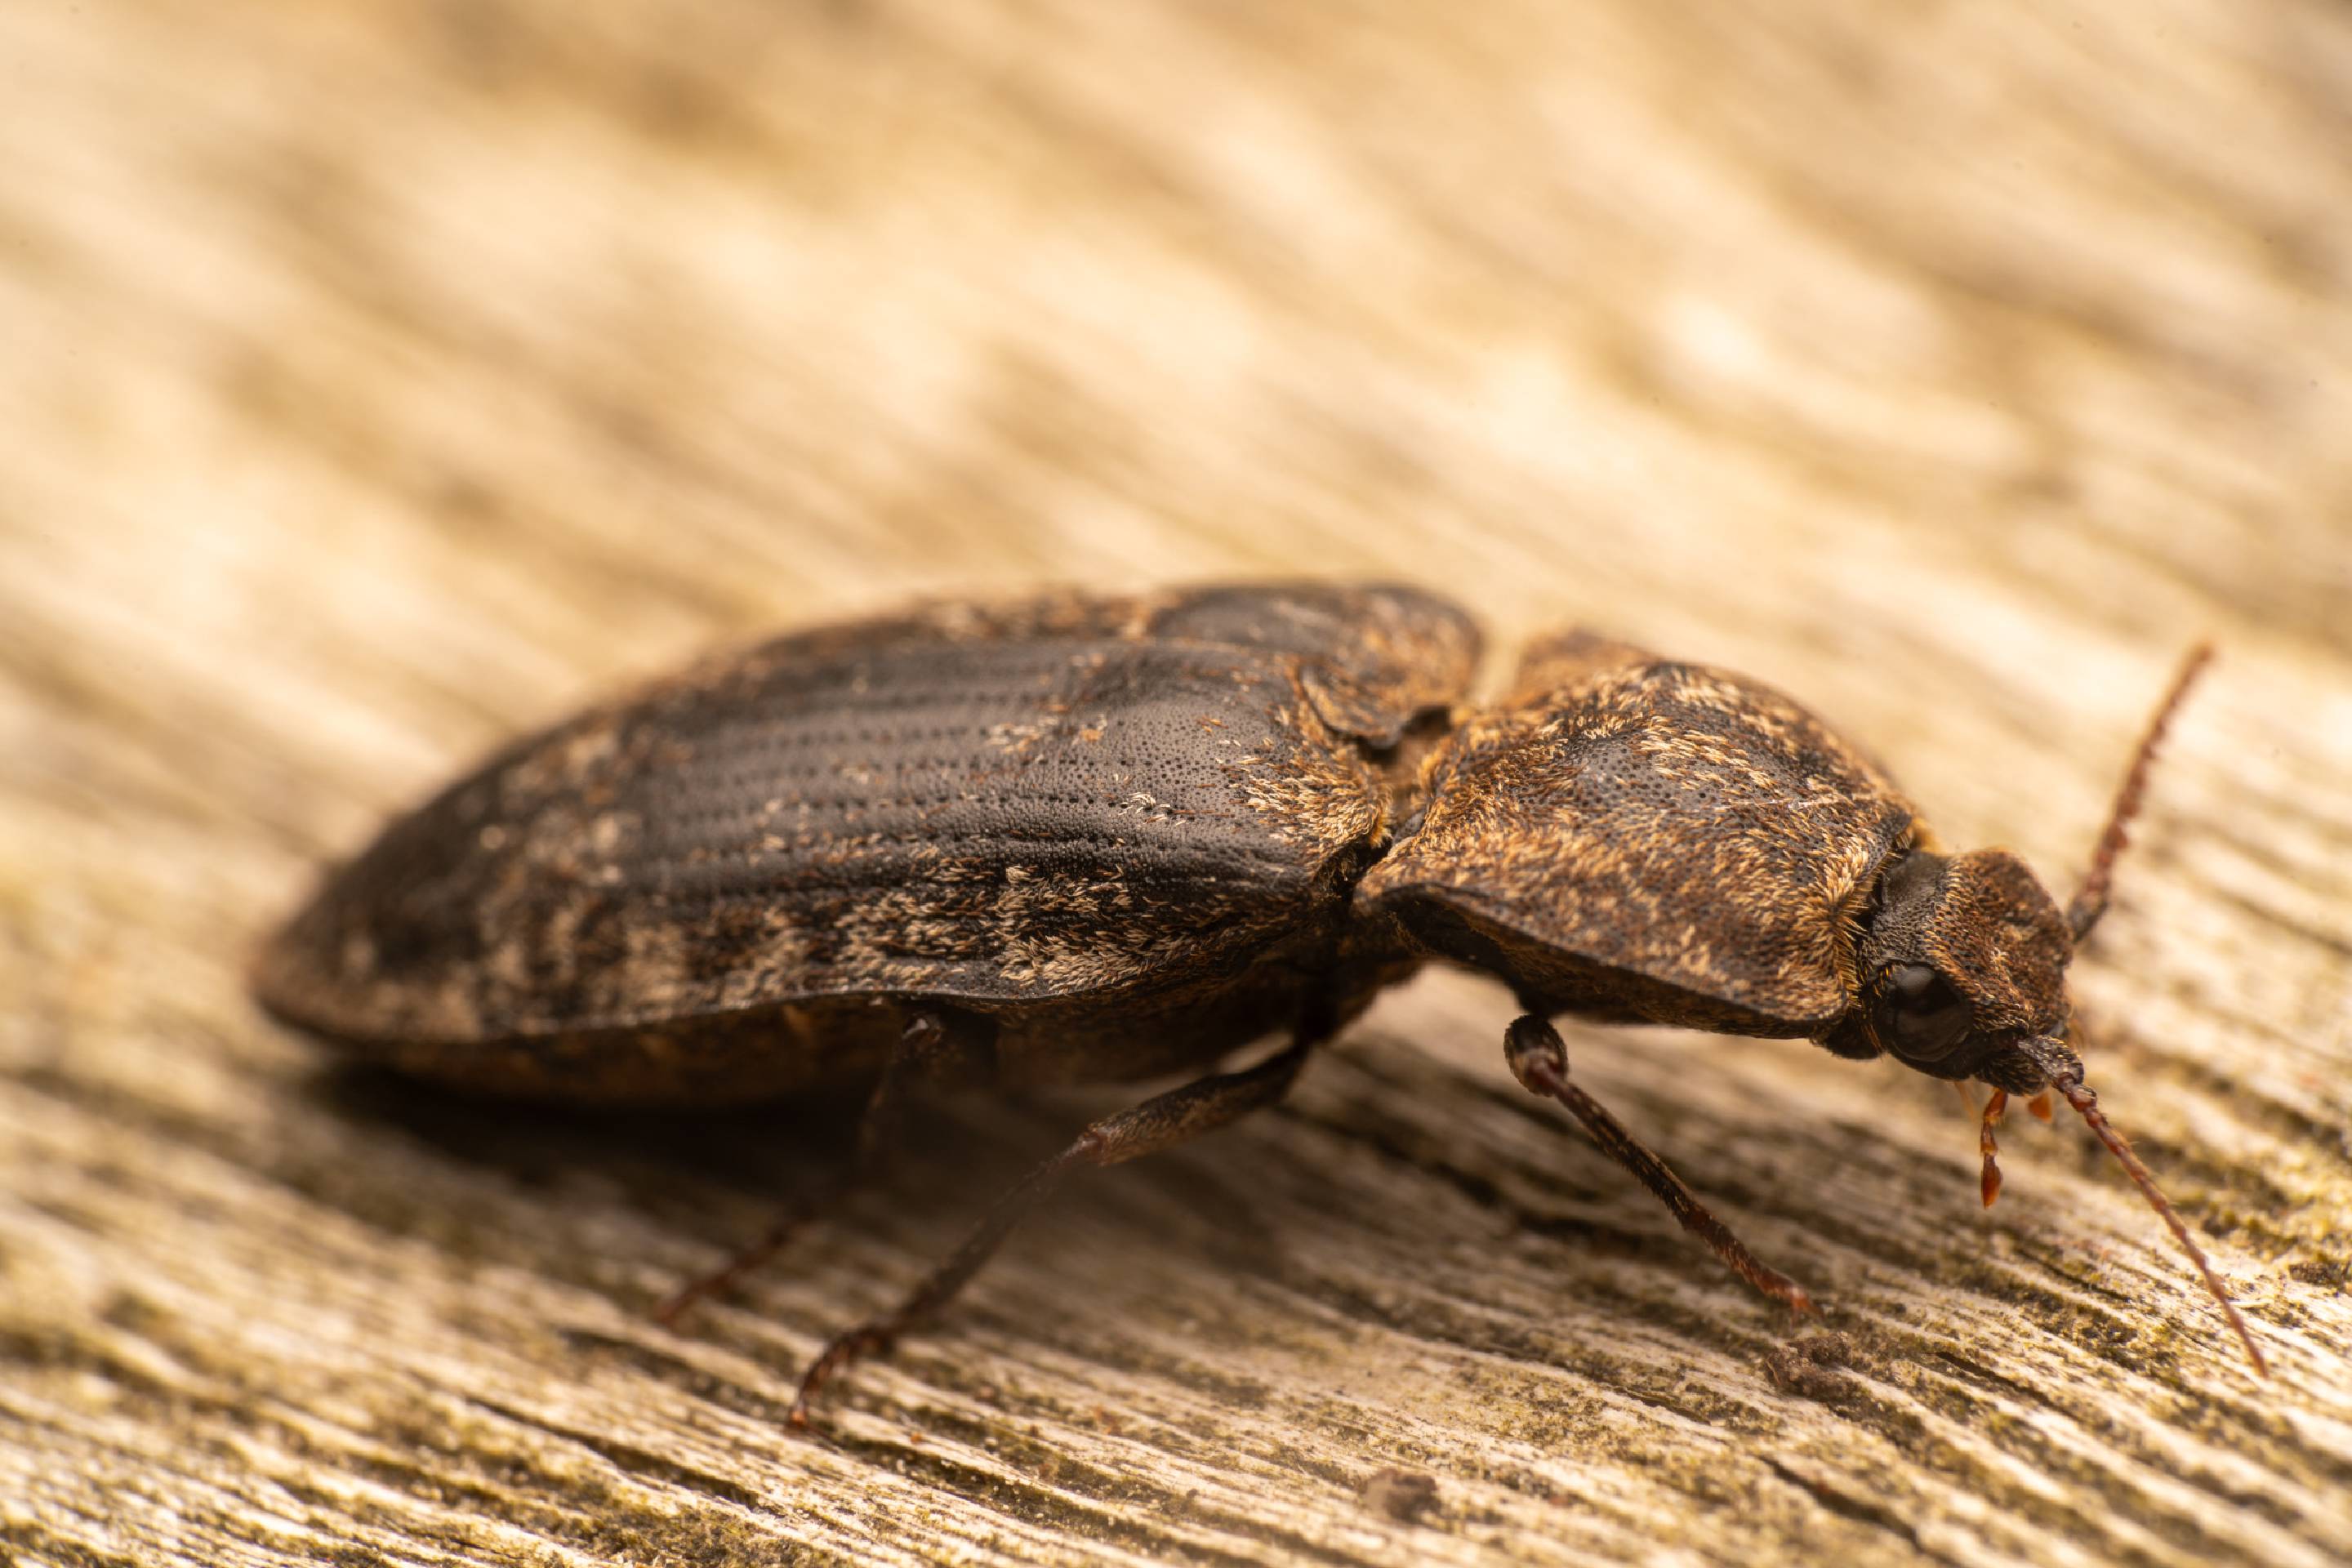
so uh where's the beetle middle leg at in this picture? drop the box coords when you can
[788,1030,1316,1423]
[653,1010,985,1325]
[1503,1015,1815,1313]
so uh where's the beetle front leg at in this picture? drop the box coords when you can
[1503,1015,1815,1314]
[654,1010,986,1325]
[788,1031,1316,1424]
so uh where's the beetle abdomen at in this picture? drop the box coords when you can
[254,584,1478,1087]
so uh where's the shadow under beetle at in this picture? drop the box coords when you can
[253,582,2265,1413]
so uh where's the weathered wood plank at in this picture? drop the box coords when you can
[4,1,2350,1564]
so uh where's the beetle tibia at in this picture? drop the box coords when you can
[1503,1016,1815,1316]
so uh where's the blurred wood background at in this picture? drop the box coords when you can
[5,2,2350,1563]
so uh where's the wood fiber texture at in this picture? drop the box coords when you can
[4,2,2350,1566]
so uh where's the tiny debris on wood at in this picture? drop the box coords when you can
[2289,1258,2345,1293]
[1362,1467,1441,1526]
[1762,1332,1867,1403]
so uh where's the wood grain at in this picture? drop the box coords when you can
[4,1,2350,1563]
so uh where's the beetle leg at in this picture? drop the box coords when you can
[789,1031,1316,1424]
[1503,1015,1815,1314]
[654,1011,980,1326]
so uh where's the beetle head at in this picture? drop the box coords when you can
[1827,645,2264,1375]
[1828,847,2073,1091]
[1825,643,2216,1095]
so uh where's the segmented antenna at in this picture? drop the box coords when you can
[2017,1036,2268,1376]
[2069,644,2215,942]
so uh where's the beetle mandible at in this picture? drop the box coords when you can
[253,581,2263,1414]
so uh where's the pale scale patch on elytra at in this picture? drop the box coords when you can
[403,977,488,1042]
[987,719,1054,755]
[999,890,1270,994]
[337,929,379,983]
[1227,697,1385,855]
[501,715,622,804]
[706,906,813,1013]
[608,914,700,1018]
[1117,791,1181,824]
[988,856,1260,994]
[335,964,488,1045]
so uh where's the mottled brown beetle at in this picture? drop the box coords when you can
[253,582,2265,1414]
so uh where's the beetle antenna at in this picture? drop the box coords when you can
[2069,644,2214,943]
[2016,1036,2267,1376]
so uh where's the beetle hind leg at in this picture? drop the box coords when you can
[788,1031,1316,1425]
[1503,1015,1815,1313]
[653,1010,982,1326]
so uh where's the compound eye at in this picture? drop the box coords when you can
[1873,963,1973,1060]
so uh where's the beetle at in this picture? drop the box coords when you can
[252,581,2265,1415]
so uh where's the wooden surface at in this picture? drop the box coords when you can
[5,2,2351,1563]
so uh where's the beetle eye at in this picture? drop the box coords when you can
[1873,963,1973,1060]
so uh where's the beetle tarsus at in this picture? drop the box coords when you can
[789,1032,1318,1422]
[1503,1016,1815,1316]
[791,1325,900,1428]
[656,1193,833,1328]
[791,1147,1088,1422]
[659,1012,973,1326]
[790,1146,1086,1423]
